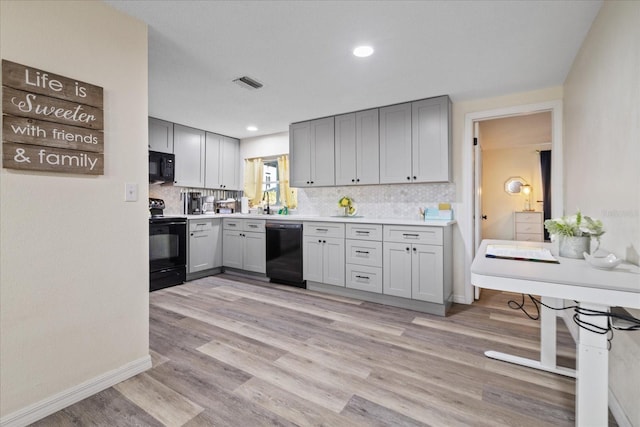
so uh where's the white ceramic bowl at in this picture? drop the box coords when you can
[583,252,622,270]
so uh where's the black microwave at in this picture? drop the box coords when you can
[149,151,175,183]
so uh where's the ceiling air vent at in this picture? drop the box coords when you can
[232,76,263,90]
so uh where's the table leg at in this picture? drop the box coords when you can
[575,302,609,427]
[540,296,558,367]
[484,296,576,378]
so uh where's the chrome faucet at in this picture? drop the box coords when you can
[262,191,270,215]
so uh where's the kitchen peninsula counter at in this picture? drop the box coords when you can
[184,213,456,227]
[181,212,454,316]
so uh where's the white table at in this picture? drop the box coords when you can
[471,239,640,427]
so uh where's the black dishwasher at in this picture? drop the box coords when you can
[265,222,305,288]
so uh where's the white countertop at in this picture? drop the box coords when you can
[182,213,456,227]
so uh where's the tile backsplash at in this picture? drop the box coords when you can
[295,183,456,219]
[150,182,456,219]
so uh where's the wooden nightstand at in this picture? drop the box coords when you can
[514,211,543,242]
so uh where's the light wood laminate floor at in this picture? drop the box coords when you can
[33,273,619,426]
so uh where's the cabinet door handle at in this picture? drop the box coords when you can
[355,275,370,280]
[322,240,326,243]
[228,223,237,227]
[406,247,410,252]
[403,233,419,238]
[413,176,417,180]
[318,239,322,243]
[316,228,328,232]
[356,178,360,182]
[355,231,370,235]
[310,181,315,184]
[355,250,370,254]
[406,176,411,181]
[248,224,258,228]
[351,179,355,182]
[412,247,417,252]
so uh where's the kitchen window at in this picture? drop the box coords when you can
[244,155,297,209]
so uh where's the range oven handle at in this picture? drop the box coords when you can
[150,221,186,226]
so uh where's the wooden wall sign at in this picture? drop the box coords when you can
[2,60,104,175]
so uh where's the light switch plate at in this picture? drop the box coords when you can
[125,183,138,202]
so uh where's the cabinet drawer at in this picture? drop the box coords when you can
[223,219,242,231]
[189,219,213,232]
[346,265,382,294]
[346,240,382,267]
[515,212,542,224]
[383,225,442,245]
[515,222,542,234]
[346,224,382,241]
[244,220,265,233]
[304,222,345,238]
[516,233,543,242]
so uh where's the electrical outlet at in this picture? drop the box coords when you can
[125,183,138,202]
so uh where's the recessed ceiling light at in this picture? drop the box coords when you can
[353,45,374,58]
[247,125,258,132]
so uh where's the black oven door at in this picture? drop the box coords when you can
[149,217,186,291]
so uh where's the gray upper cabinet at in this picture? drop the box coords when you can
[292,95,451,188]
[335,109,379,186]
[379,103,412,184]
[290,117,335,187]
[220,136,240,190]
[205,133,240,190]
[204,132,222,188]
[411,96,452,183]
[148,117,173,153]
[290,121,311,188]
[174,124,205,187]
[379,96,452,184]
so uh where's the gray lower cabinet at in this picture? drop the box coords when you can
[187,218,222,279]
[382,225,450,304]
[302,222,345,286]
[345,224,383,293]
[222,219,265,274]
[306,221,453,316]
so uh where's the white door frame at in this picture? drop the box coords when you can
[462,100,564,304]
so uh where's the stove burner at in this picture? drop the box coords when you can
[149,197,165,218]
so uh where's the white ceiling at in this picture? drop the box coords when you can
[104,0,601,139]
[479,112,552,151]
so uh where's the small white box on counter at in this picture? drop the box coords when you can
[425,208,453,220]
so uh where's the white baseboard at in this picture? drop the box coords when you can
[0,355,152,427]
[609,389,632,427]
[453,294,469,304]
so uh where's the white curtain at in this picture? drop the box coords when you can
[277,155,297,209]
[243,158,263,207]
